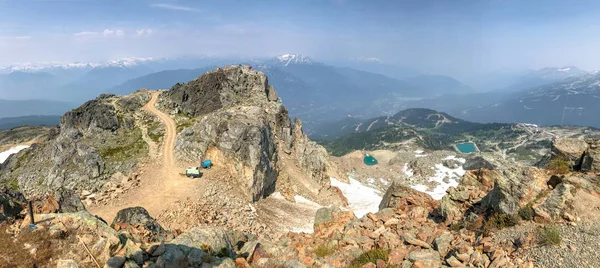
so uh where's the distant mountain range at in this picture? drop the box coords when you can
[104,54,475,126]
[0,99,76,119]
[460,72,600,127]
[0,56,227,101]
[1,54,597,131]
[0,115,60,130]
[315,108,520,156]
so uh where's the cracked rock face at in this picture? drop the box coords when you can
[0,91,151,198]
[164,65,342,204]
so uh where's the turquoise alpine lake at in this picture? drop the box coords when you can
[456,142,477,153]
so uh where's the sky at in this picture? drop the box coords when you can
[1,0,600,76]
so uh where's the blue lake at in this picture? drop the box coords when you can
[456,142,477,153]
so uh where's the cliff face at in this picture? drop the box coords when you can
[161,65,343,203]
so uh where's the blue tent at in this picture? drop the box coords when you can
[364,154,378,166]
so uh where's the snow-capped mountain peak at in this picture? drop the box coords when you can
[275,54,314,66]
[529,66,588,80]
[0,57,161,74]
[350,57,383,63]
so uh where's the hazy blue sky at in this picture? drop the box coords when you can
[1,0,600,76]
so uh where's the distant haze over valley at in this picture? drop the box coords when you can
[1,54,598,132]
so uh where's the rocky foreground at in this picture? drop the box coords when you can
[2,136,600,267]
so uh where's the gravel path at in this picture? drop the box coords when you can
[495,221,600,267]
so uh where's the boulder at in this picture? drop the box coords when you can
[56,189,86,213]
[534,183,575,220]
[0,187,26,222]
[580,144,600,171]
[156,244,188,268]
[105,256,127,268]
[123,260,141,268]
[463,156,495,170]
[406,250,441,267]
[551,138,588,166]
[313,206,356,236]
[112,207,166,239]
[170,227,234,258]
[480,167,546,215]
[433,232,454,257]
[442,159,461,169]
[379,182,436,211]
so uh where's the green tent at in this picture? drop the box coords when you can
[364,154,378,166]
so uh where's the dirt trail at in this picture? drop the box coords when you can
[88,91,206,223]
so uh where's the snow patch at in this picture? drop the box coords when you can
[330,178,382,218]
[294,195,322,209]
[290,227,314,233]
[380,178,389,185]
[402,163,414,176]
[410,161,466,200]
[0,145,30,164]
[443,155,466,163]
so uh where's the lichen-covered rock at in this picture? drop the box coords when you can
[463,156,496,170]
[313,206,356,236]
[170,227,234,258]
[0,91,151,197]
[112,207,166,242]
[534,183,575,220]
[379,182,437,211]
[56,189,86,213]
[61,94,120,131]
[551,138,589,166]
[480,167,547,215]
[580,140,600,171]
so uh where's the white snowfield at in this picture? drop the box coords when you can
[330,177,383,218]
[0,145,30,164]
[410,155,466,200]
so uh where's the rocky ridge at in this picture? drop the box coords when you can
[0,91,152,198]
[158,65,345,204]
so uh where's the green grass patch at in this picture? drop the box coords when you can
[548,158,570,174]
[484,213,519,231]
[537,225,561,246]
[313,244,335,258]
[518,205,535,221]
[349,249,390,268]
[146,121,164,143]
[174,113,195,133]
[98,128,148,162]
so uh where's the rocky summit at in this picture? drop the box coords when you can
[2,66,600,267]
[159,66,344,204]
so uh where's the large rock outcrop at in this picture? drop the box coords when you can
[162,66,343,203]
[551,138,588,166]
[537,138,600,172]
[0,91,151,197]
[480,166,547,215]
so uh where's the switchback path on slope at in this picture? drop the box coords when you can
[88,91,207,223]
